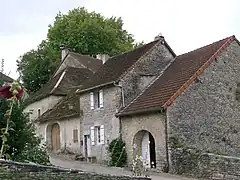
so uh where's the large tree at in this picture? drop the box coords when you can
[17,7,139,93]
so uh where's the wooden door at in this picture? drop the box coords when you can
[51,123,60,151]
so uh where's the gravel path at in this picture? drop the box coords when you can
[49,154,198,180]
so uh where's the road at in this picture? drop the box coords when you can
[50,155,198,180]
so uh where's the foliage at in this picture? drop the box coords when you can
[17,41,59,93]
[131,155,149,177]
[0,97,50,165]
[17,7,140,93]
[108,137,127,167]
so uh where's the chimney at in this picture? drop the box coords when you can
[96,54,110,64]
[60,47,70,61]
[154,33,164,41]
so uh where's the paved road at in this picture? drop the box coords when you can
[50,155,197,180]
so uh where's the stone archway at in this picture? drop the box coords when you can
[46,123,60,152]
[133,130,156,168]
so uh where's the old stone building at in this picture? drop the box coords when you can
[117,35,240,171]
[24,34,240,175]
[77,35,176,163]
[24,50,102,152]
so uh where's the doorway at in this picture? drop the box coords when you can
[51,123,60,152]
[133,130,156,168]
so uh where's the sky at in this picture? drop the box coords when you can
[0,0,239,79]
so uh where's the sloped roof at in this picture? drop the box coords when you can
[36,88,81,123]
[69,52,102,72]
[25,67,93,105]
[79,39,166,92]
[119,36,236,116]
[52,52,102,78]
[0,72,13,83]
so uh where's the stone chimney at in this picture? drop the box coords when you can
[96,54,110,64]
[60,47,70,61]
[154,33,164,41]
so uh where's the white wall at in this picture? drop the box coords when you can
[38,117,82,154]
[24,95,63,121]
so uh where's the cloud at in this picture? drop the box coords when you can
[0,0,239,79]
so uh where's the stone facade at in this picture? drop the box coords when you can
[121,41,174,106]
[167,40,240,156]
[38,117,82,154]
[121,113,167,170]
[171,148,240,180]
[80,86,122,163]
[80,41,174,164]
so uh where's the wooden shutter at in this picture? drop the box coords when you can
[99,90,103,108]
[100,125,105,144]
[73,129,78,143]
[90,92,94,109]
[90,126,95,145]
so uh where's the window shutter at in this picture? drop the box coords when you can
[100,125,105,144]
[90,126,95,145]
[90,92,94,109]
[99,90,103,108]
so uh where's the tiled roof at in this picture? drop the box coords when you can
[69,52,102,72]
[0,72,13,83]
[79,39,162,91]
[119,36,235,116]
[25,67,93,105]
[36,88,81,123]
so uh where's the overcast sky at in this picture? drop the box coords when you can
[0,0,239,79]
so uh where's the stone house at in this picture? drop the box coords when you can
[24,50,102,151]
[25,33,240,174]
[77,35,176,163]
[117,35,240,171]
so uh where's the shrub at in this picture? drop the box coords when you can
[108,137,127,167]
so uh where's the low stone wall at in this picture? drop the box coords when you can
[171,148,240,180]
[0,159,151,180]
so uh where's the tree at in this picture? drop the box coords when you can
[0,97,50,165]
[17,7,139,93]
[17,41,59,93]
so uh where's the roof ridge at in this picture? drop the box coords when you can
[118,56,176,115]
[163,36,235,109]
[178,35,234,57]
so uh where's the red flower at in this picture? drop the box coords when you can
[0,85,24,100]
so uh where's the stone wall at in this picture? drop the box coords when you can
[80,85,122,163]
[167,40,240,157]
[121,112,167,171]
[171,148,240,180]
[0,159,151,180]
[121,40,174,106]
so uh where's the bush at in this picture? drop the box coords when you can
[0,97,50,165]
[108,137,127,167]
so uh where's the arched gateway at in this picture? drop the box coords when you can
[133,130,156,168]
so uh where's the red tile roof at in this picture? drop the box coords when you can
[119,36,236,116]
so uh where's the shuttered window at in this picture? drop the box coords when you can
[100,125,105,144]
[90,126,95,145]
[90,92,94,109]
[73,129,78,143]
[99,90,103,108]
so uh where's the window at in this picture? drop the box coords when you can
[90,90,104,109]
[90,125,105,145]
[73,129,78,143]
[96,126,101,144]
[38,108,41,117]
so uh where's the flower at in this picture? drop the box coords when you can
[0,85,23,100]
